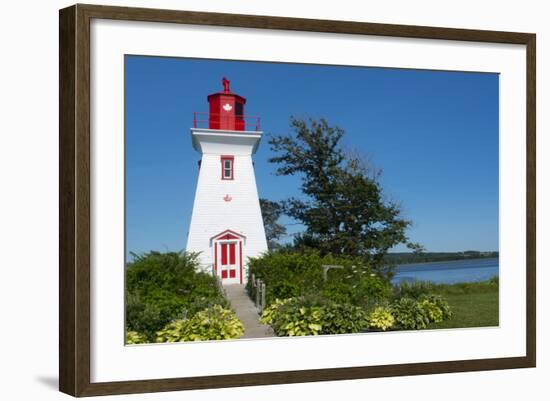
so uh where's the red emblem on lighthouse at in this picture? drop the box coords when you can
[223,194,233,202]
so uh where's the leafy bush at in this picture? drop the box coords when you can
[391,297,430,330]
[126,292,164,340]
[270,282,301,300]
[155,305,244,342]
[391,295,453,329]
[321,275,392,307]
[320,303,369,334]
[419,299,444,323]
[125,330,148,344]
[247,251,327,303]
[354,275,393,305]
[262,297,369,336]
[126,251,228,342]
[271,304,324,336]
[260,298,296,325]
[247,249,392,307]
[321,282,356,305]
[421,294,452,320]
[368,306,395,331]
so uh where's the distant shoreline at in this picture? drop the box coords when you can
[385,252,499,266]
[393,256,499,268]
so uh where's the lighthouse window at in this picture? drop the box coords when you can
[221,156,234,180]
[235,102,243,117]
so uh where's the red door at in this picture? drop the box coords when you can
[219,242,238,281]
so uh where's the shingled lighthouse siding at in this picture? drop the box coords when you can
[186,78,268,285]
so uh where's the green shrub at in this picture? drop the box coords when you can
[125,292,164,340]
[421,294,452,320]
[271,304,324,336]
[391,295,453,329]
[125,251,227,342]
[125,330,148,344]
[247,250,392,307]
[260,298,296,325]
[321,282,355,304]
[320,274,392,307]
[270,282,301,300]
[354,275,393,305]
[127,289,219,340]
[320,303,369,334]
[246,250,327,303]
[126,252,226,307]
[368,306,395,331]
[391,297,430,330]
[419,299,444,323]
[155,305,244,342]
[262,297,369,336]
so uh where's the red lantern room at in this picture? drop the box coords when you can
[193,77,261,131]
[207,77,247,131]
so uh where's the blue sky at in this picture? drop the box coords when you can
[125,55,499,256]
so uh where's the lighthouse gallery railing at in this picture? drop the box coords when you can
[193,112,261,131]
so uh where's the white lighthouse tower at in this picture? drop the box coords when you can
[186,78,268,285]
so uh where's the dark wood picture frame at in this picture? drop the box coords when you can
[59,3,536,397]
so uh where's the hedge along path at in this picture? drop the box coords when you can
[223,284,275,339]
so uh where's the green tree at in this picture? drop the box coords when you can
[259,198,287,250]
[268,117,416,271]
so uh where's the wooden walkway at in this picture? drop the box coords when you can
[224,284,274,339]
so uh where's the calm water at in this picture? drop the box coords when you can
[392,258,499,285]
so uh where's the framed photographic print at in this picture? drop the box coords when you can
[59,4,536,397]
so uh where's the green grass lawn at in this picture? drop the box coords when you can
[427,291,499,329]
